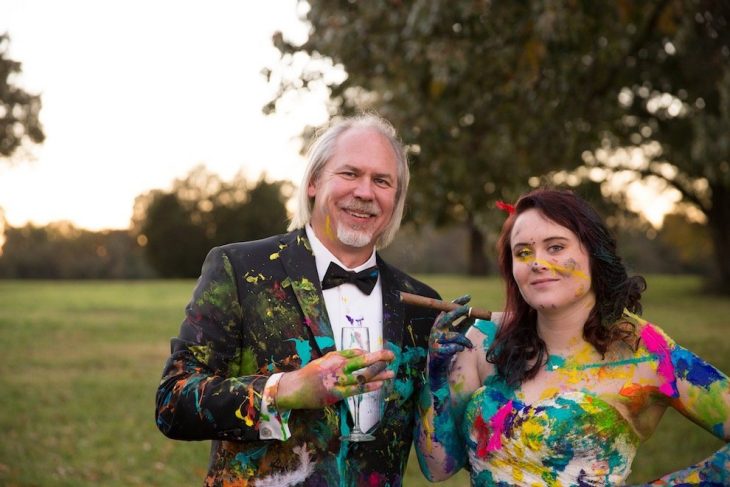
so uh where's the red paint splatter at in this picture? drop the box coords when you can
[496,200,516,215]
[474,414,492,458]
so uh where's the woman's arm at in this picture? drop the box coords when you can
[640,442,729,485]
[414,302,483,481]
[640,323,730,483]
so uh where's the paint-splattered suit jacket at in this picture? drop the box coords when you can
[155,228,440,486]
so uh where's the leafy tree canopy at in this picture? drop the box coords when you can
[132,166,292,278]
[266,0,730,290]
[0,33,44,162]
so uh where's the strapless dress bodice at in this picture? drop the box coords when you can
[463,385,640,486]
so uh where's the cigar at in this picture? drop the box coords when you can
[399,291,492,320]
[353,360,389,383]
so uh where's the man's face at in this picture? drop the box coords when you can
[308,127,398,263]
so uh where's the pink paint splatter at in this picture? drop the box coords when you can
[487,400,513,452]
[363,471,388,486]
[641,324,678,397]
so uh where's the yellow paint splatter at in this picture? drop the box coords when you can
[686,471,701,483]
[542,258,589,281]
[244,272,266,284]
[418,404,435,452]
[407,323,416,346]
[324,215,336,241]
[539,386,561,400]
[521,419,544,450]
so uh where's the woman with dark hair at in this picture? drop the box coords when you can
[415,188,729,485]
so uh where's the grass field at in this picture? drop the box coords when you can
[0,275,728,486]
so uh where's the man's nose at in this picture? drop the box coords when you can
[352,177,375,199]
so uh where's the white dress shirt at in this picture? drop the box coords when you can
[258,226,384,440]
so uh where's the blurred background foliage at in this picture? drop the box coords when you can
[1,1,729,292]
[264,0,730,291]
[0,33,44,161]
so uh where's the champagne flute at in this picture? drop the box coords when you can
[340,326,376,442]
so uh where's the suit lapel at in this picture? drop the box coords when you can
[374,256,408,427]
[377,256,405,351]
[278,229,337,356]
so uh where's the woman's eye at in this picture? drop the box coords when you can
[548,245,564,253]
[515,248,532,259]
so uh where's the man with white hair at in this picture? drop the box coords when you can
[156,114,441,486]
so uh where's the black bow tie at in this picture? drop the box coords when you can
[321,262,379,295]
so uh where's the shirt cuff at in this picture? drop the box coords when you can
[259,372,291,441]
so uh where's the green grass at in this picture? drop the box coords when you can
[0,276,727,486]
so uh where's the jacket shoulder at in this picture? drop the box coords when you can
[214,230,300,261]
[378,256,440,300]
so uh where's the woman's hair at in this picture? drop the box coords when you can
[287,113,410,249]
[488,188,646,387]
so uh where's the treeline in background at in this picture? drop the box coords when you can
[0,164,714,280]
[3,1,730,292]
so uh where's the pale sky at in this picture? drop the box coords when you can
[0,1,682,232]
[0,0,328,231]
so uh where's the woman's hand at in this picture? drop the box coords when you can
[428,295,474,385]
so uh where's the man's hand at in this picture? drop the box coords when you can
[276,349,395,410]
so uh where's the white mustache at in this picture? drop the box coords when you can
[341,198,381,216]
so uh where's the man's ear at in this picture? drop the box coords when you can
[307,179,318,198]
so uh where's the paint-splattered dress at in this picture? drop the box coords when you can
[461,314,730,486]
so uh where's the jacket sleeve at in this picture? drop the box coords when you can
[155,246,269,442]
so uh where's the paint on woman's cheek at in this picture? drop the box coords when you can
[538,257,592,297]
[550,258,589,281]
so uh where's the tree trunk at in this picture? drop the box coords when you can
[707,182,730,294]
[467,218,489,276]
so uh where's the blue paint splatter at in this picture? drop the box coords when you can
[672,347,724,388]
[234,445,268,467]
[287,338,313,365]
[315,336,335,350]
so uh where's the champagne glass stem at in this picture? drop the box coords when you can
[351,394,363,434]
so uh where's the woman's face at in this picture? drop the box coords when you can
[510,208,595,314]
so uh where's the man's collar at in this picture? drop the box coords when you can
[305,225,377,280]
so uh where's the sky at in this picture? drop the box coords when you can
[0,1,681,233]
[0,0,327,231]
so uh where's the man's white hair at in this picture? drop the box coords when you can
[287,114,410,249]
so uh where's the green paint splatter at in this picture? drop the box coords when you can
[229,347,258,376]
[189,344,212,365]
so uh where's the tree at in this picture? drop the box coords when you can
[0,221,153,279]
[583,0,730,291]
[0,33,44,162]
[266,1,730,290]
[132,166,291,277]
